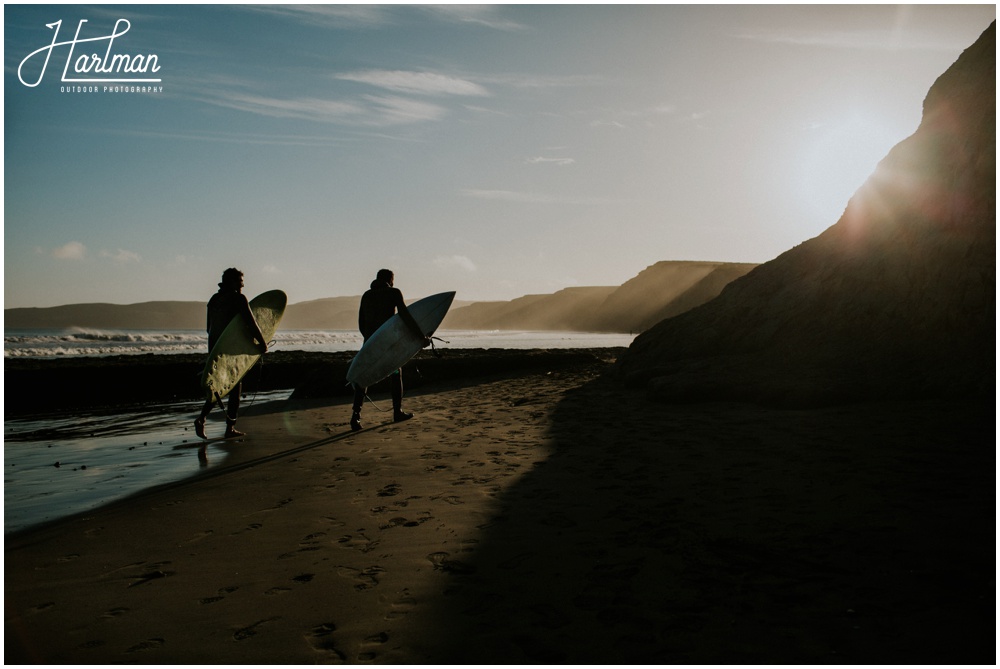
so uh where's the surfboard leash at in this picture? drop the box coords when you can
[428,336,448,358]
[241,339,277,414]
[350,333,449,413]
[364,394,386,412]
[412,335,449,377]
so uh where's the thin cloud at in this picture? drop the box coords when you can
[336,70,490,97]
[201,92,364,124]
[590,119,627,129]
[434,255,477,272]
[52,241,86,260]
[110,127,359,148]
[463,189,553,203]
[735,28,966,52]
[525,156,575,166]
[100,249,141,263]
[196,88,446,127]
[244,5,392,29]
[363,95,448,125]
[462,189,615,206]
[245,4,527,32]
[590,103,679,129]
[421,6,528,31]
[482,73,607,90]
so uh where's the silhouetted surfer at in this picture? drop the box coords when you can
[351,269,430,431]
[194,268,267,440]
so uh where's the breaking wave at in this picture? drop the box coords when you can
[4,329,364,358]
[5,328,633,358]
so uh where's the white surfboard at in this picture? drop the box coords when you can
[201,290,286,401]
[346,291,455,388]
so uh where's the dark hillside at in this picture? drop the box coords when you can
[619,23,995,406]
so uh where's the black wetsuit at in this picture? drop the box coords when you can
[352,280,421,414]
[203,289,253,418]
[207,290,250,349]
[358,281,410,340]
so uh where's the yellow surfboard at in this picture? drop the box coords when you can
[200,290,286,401]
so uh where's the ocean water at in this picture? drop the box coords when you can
[4,328,634,534]
[4,391,292,534]
[4,328,635,358]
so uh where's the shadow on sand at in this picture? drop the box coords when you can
[420,374,992,663]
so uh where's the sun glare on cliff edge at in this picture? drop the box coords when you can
[794,109,908,226]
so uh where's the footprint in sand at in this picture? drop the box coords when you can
[186,529,214,543]
[430,494,463,506]
[125,638,165,653]
[336,565,384,591]
[199,586,238,604]
[101,607,129,618]
[298,532,326,551]
[127,566,173,588]
[233,617,279,641]
[426,552,476,575]
[358,631,389,661]
[378,517,410,530]
[338,533,379,553]
[231,523,262,535]
[301,532,327,544]
[265,586,292,595]
[383,590,416,620]
[76,639,106,650]
[307,622,344,658]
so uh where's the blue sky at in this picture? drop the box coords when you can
[4,4,995,309]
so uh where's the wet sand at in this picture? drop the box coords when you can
[4,353,992,664]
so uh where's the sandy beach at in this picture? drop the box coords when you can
[4,351,992,664]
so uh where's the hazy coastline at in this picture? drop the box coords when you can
[3,261,757,334]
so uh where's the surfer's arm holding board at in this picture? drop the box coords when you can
[359,285,431,348]
[395,295,432,348]
[397,301,432,348]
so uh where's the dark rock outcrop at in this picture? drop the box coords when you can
[618,22,995,406]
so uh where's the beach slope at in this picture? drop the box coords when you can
[4,355,992,664]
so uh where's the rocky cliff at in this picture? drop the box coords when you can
[618,22,995,406]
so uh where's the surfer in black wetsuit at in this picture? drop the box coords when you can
[194,268,267,440]
[351,269,430,431]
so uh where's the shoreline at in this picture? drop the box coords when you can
[4,349,623,537]
[5,357,992,663]
[3,347,625,416]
